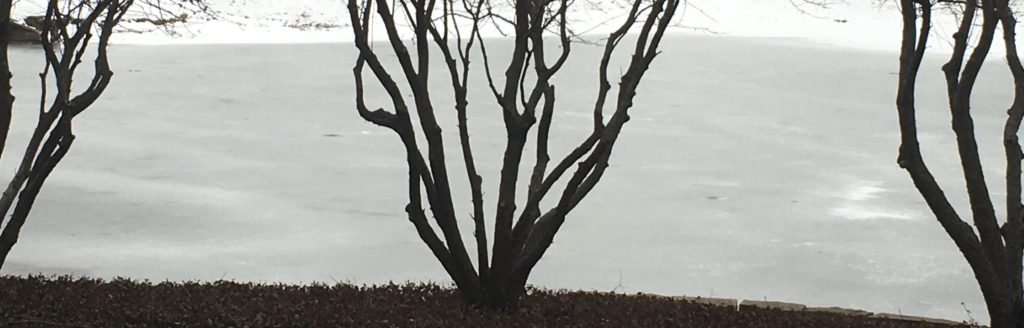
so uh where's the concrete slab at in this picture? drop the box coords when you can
[739,300,807,311]
[806,306,871,316]
[869,313,967,326]
[671,296,739,309]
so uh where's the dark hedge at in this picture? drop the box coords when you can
[0,275,972,327]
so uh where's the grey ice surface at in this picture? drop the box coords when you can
[1,35,1007,323]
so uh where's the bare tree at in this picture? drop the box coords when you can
[0,0,134,269]
[896,0,1024,327]
[347,0,679,307]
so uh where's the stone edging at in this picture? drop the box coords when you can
[5,22,41,44]
[652,294,976,327]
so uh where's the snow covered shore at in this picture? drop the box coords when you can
[12,0,911,52]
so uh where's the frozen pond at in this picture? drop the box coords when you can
[1,35,1013,323]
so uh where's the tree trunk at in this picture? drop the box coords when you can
[347,0,678,309]
[988,306,1018,328]
[0,0,135,271]
[0,0,13,160]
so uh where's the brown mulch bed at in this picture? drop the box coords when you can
[0,275,973,327]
